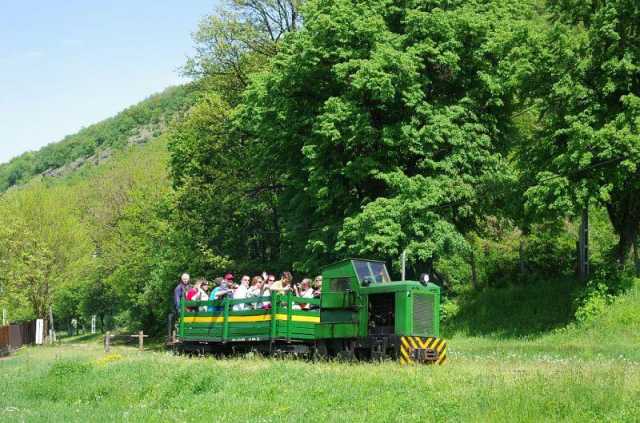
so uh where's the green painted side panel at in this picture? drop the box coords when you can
[433,290,440,338]
[320,260,358,309]
[320,310,358,323]
[395,290,410,336]
[358,294,368,337]
[315,322,359,338]
[360,281,424,293]
[183,328,222,337]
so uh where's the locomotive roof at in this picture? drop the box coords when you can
[320,258,386,270]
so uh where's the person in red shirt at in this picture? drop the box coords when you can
[185,280,203,311]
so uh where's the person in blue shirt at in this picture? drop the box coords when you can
[209,275,233,311]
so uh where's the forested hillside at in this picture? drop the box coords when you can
[0,84,197,191]
[1,0,638,337]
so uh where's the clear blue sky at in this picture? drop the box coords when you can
[0,0,218,164]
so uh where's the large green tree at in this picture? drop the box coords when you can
[0,183,93,323]
[523,0,640,264]
[169,0,303,275]
[238,0,537,271]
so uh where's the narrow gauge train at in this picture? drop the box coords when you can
[175,259,447,364]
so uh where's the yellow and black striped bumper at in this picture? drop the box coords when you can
[400,336,447,365]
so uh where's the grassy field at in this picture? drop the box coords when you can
[1,284,638,422]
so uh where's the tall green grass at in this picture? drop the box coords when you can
[1,344,638,422]
[446,278,640,361]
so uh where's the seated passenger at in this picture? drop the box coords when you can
[299,279,314,298]
[233,275,250,311]
[223,273,234,287]
[209,277,232,311]
[294,278,314,310]
[270,271,293,294]
[261,277,272,309]
[247,276,264,309]
[313,275,322,297]
[198,279,212,311]
[186,280,204,312]
[265,274,276,289]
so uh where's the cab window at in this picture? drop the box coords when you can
[353,260,391,285]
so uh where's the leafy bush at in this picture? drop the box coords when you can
[48,360,92,378]
[573,266,636,324]
[440,299,459,323]
[574,282,612,324]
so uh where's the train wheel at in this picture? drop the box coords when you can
[336,340,356,362]
[311,341,328,361]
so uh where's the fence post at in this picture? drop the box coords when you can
[139,331,144,352]
[105,331,111,352]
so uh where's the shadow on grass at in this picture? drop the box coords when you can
[59,333,103,344]
[58,330,169,353]
[443,277,578,339]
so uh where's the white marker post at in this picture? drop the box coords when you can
[91,315,96,334]
[2,308,6,326]
[35,319,44,345]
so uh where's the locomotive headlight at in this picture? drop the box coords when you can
[419,273,430,286]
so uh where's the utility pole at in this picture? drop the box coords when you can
[578,208,589,283]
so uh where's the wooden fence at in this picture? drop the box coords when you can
[0,321,36,354]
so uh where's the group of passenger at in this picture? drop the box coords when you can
[173,271,323,313]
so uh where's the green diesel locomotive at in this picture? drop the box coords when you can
[176,259,447,364]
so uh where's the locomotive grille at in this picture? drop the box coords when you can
[413,294,434,336]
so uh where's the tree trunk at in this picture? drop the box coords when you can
[470,249,478,290]
[634,237,640,277]
[519,237,526,277]
[606,189,640,266]
[42,316,48,344]
[615,224,636,266]
[577,208,589,283]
